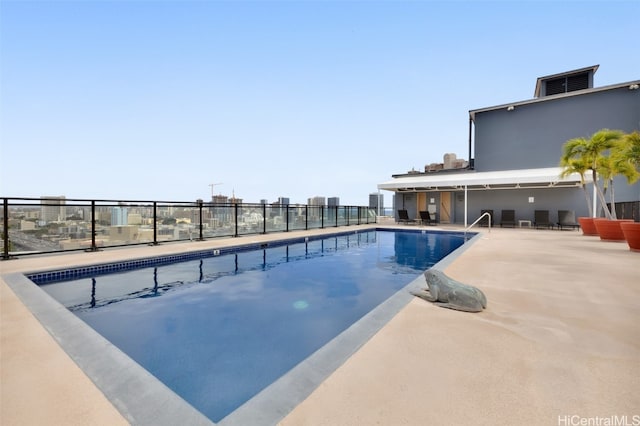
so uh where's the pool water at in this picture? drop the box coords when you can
[39,230,468,422]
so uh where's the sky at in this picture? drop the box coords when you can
[1,1,638,206]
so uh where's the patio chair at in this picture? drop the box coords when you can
[479,209,493,227]
[534,210,554,229]
[419,210,437,226]
[397,209,416,224]
[557,210,580,230]
[500,209,516,228]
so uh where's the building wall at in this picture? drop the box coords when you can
[473,85,640,202]
[394,193,418,221]
[397,187,591,225]
[20,220,36,231]
[109,225,139,242]
[452,187,590,225]
[474,87,640,172]
[128,213,142,225]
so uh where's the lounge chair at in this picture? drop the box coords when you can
[397,209,417,224]
[419,210,437,225]
[557,210,580,230]
[479,209,493,227]
[500,209,516,228]
[534,210,554,229]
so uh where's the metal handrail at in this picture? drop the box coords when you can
[465,211,492,232]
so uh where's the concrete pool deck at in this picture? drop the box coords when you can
[2,224,639,425]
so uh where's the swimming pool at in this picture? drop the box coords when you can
[32,229,474,424]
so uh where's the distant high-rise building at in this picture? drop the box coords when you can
[443,153,455,169]
[369,193,384,215]
[308,196,326,206]
[327,197,339,207]
[260,199,268,205]
[40,196,66,222]
[111,207,128,226]
[270,197,289,220]
[210,195,230,223]
[212,194,228,204]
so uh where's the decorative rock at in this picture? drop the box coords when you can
[411,269,487,313]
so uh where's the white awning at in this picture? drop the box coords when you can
[377,167,590,192]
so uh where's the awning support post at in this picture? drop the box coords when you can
[464,185,468,228]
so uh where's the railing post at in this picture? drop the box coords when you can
[2,199,10,260]
[87,200,99,252]
[286,205,289,232]
[321,205,325,229]
[153,202,158,245]
[305,205,308,230]
[234,203,239,237]
[198,199,204,241]
[262,203,267,234]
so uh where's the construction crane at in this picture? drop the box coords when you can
[209,182,223,199]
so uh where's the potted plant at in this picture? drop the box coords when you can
[594,217,634,241]
[593,131,639,240]
[617,131,640,251]
[560,129,623,236]
[621,222,640,251]
[596,130,640,241]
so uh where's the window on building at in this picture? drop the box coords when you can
[545,73,589,96]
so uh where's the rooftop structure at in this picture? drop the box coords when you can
[380,66,640,225]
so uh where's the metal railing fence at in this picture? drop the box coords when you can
[1,197,377,259]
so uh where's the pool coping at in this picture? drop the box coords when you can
[3,227,481,426]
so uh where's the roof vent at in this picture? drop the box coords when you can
[534,65,598,98]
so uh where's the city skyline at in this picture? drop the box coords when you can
[1,1,638,205]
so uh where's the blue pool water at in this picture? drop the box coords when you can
[38,230,469,422]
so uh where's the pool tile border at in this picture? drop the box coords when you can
[27,228,471,285]
[26,229,369,284]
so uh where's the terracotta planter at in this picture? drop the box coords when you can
[620,222,640,252]
[593,218,634,242]
[578,217,598,236]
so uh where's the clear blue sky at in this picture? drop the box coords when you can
[1,1,638,205]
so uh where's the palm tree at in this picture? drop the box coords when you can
[599,134,640,219]
[620,131,640,173]
[560,129,624,219]
[559,154,593,217]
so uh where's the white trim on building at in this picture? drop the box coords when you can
[377,167,590,192]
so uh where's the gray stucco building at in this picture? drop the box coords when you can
[379,66,640,225]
